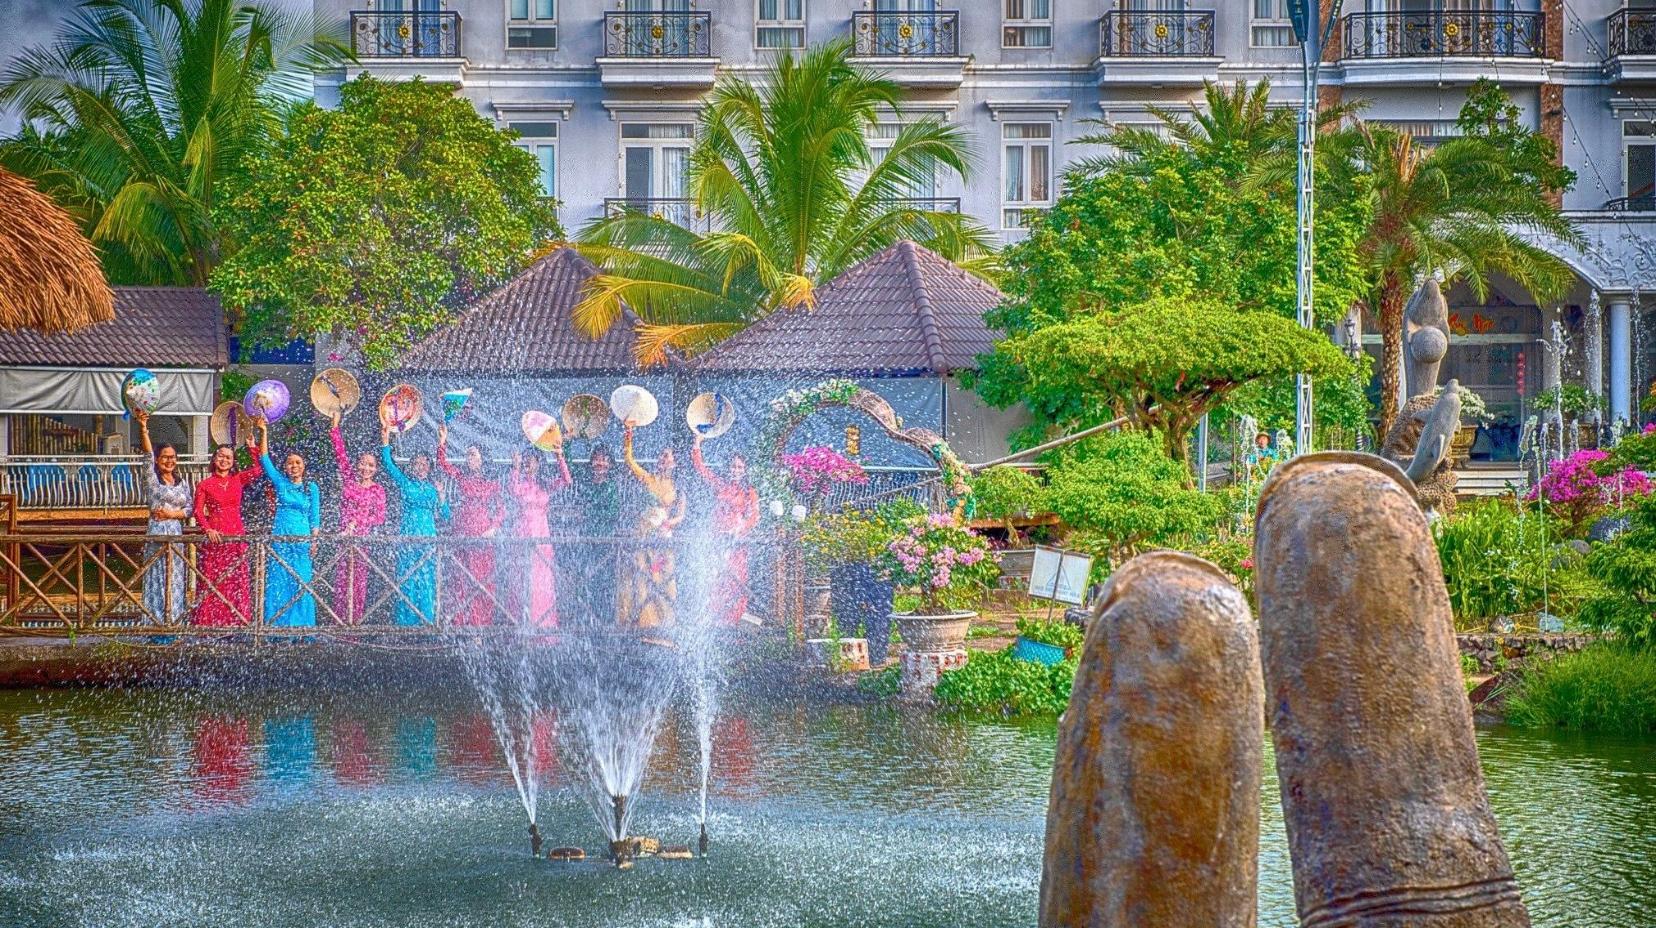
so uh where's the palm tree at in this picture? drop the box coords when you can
[1346,123,1580,434]
[575,38,992,366]
[0,0,347,285]
[1067,79,1356,181]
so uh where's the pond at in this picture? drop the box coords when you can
[0,688,1651,927]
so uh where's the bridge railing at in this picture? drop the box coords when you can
[0,533,794,638]
[0,457,212,510]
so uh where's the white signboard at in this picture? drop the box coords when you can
[1027,546,1093,606]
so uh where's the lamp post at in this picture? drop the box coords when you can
[1288,0,1339,457]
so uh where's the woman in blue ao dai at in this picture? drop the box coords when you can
[381,419,448,626]
[256,419,322,627]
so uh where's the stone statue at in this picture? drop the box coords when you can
[1381,278,1462,513]
[1040,452,1530,927]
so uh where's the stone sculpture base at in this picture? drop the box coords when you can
[1382,392,1460,513]
[899,648,966,699]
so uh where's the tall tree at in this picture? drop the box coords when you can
[1344,87,1580,434]
[0,0,346,285]
[211,77,563,369]
[574,38,993,366]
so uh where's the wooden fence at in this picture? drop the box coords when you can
[0,532,799,639]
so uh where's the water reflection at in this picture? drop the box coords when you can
[0,689,1649,928]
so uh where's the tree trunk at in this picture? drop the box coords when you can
[1164,420,1195,487]
[1376,278,1407,437]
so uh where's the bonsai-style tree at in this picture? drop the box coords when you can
[211,77,563,368]
[1042,432,1221,566]
[998,298,1354,474]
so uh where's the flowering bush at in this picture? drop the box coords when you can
[781,446,867,496]
[1527,449,1653,537]
[876,514,1001,614]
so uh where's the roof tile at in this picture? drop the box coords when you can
[692,240,1001,374]
[0,287,226,368]
[398,247,649,373]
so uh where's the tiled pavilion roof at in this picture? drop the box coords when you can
[0,287,226,367]
[398,247,652,373]
[692,241,1001,375]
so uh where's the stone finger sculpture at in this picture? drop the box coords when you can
[1404,277,1451,398]
[1040,551,1262,928]
[1255,452,1530,928]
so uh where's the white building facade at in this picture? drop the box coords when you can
[313,0,1656,458]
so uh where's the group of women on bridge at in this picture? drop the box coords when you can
[134,407,760,632]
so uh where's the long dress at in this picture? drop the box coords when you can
[509,457,571,628]
[332,428,387,624]
[191,453,262,626]
[562,472,621,626]
[260,453,321,627]
[620,433,682,628]
[142,470,193,624]
[690,445,760,627]
[438,445,502,626]
[382,445,447,626]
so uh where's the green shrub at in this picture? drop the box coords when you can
[856,664,901,699]
[1579,492,1656,648]
[1433,499,1594,624]
[1506,644,1656,734]
[1184,536,1255,602]
[1045,431,1222,566]
[970,465,1046,524]
[1014,615,1084,651]
[933,647,1075,716]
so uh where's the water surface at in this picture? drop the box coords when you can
[0,689,1650,927]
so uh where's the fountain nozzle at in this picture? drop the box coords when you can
[529,821,542,858]
[698,822,709,857]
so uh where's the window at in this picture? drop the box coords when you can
[1626,121,1655,209]
[868,123,938,201]
[507,0,556,49]
[1002,122,1052,229]
[757,0,805,48]
[510,121,558,199]
[1251,0,1294,47]
[620,123,695,224]
[1003,0,1052,48]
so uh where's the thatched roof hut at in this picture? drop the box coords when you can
[0,167,114,334]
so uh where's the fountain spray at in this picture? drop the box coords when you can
[609,794,632,867]
[698,821,709,857]
[529,822,542,858]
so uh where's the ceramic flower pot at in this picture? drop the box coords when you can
[803,637,871,672]
[892,610,975,653]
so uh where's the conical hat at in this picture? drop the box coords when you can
[560,394,609,440]
[609,384,658,428]
[685,392,736,440]
[209,401,245,447]
[310,368,361,417]
[380,384,423,434]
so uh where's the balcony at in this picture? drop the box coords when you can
[850,11,967,88]
[1094,10,1220,87]
[0,457,210,513]
[1604,194,1656,213]
[603,197,713,234]
[881,197,961,213]
[1607,9,1656,82]
[346,11,465,82]
[597,12,717,89]
[1340,10,1547,86]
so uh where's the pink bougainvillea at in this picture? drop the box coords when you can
[876,514,1000,614]
[1526,449,1652,534]
[781,446,867,496]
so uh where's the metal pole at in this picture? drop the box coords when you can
[1293,11,1321,458]
[1196,414,1209,492]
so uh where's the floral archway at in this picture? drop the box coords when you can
[753,379,973,519]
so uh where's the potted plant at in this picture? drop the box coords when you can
[1534,384,1604,449]
[875,514,1001,656]
[1439,383,1494,465]
[783,446,868,637]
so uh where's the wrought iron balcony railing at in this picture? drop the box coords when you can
[879,197,961,213]
[349,10,461,58]
[1,458,210,510]
[603,197,712,233]
[1342,10,1544,60]
[1098,10,1215,57]
[1604,194,1656,212]
[851,11,961,57]
[1609,8,1656,58]
[602,11,711,58]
